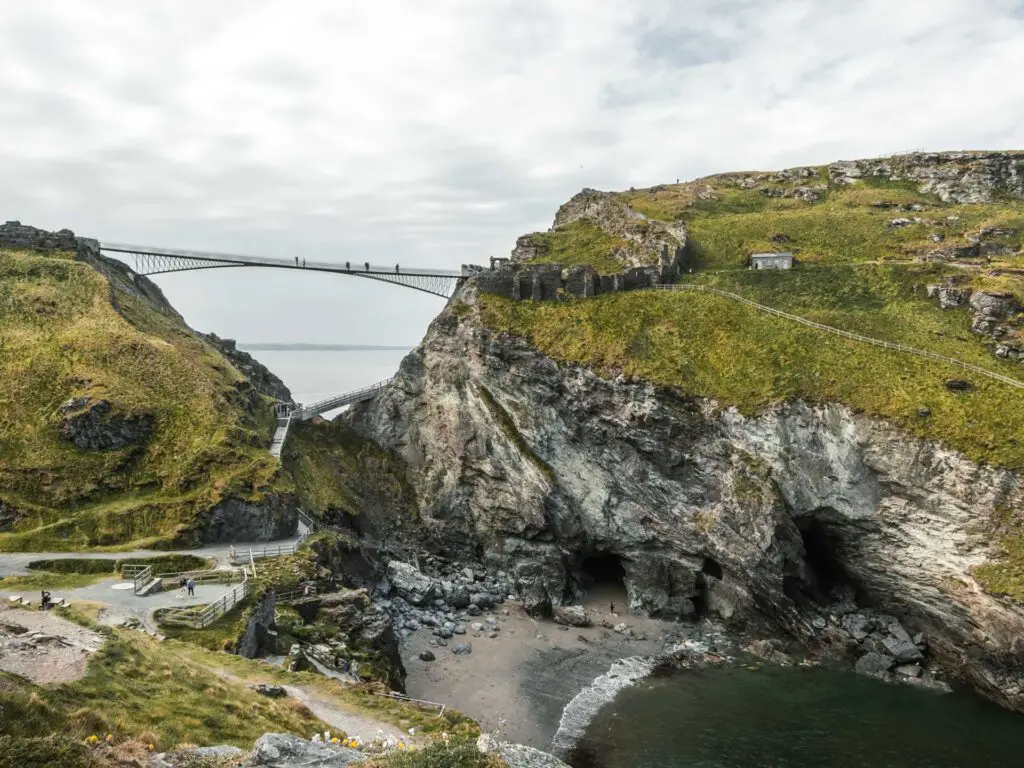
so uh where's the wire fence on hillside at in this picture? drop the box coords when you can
[653,283,1024,391]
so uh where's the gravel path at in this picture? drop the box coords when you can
[0,604,105,683]
[0,530,306,577]
[283,685,410,743]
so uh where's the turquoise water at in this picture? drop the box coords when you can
[572,665,1024,768]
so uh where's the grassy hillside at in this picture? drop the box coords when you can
[480,269,1024,468]
[478,152,1024,600]
[283,419,418,537]
[518,219,631,274]
[0,613,482,766]
[620,170,1024,270]
[0,245,285,550]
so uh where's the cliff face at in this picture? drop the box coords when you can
[348,283,1024,711]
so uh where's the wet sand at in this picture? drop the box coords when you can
[401,584,680,749]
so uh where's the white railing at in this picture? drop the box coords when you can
[275,584,318,603]
[655,283,1024,390]
[292,378,393,421]
[159,570,250,629]
[121,564,155,595]
[372,690,447,716]
[245,543,301,562]
[269,413,292,459]
[156,569,239,588]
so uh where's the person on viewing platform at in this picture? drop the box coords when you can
[187,578,196,597]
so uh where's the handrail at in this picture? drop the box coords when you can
[655,283,1024,390]
[296,508,318,533]
[372,690,447,716]
[160,570,250,629]
[276,584,318,603]
[122,564,154,595]
[100,242,465,278]
[293,378,393,421]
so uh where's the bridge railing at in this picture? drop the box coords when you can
[293,377,393,420]
[371,690,447,716]
[100,242,465,277]
[654,283,1024,390]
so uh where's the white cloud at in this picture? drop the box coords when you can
[2,0,1023,351]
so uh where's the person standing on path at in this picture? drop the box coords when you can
[186,578,195,597]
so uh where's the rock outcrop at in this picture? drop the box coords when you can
[828,151,1024,203]
[238,589,278,659]
[926,278,1024,362]
[290,589,406,691]
[57,397,154,451]
[548,188,687,276]
[204,334,293,404]
[181,497,298,546]
[347,283,1024,714]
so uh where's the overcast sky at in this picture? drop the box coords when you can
[3,0,1024,348]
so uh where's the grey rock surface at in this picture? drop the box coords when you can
[386,561,438,606]
[346,280,1024,714]
[245,734,365,767]
[855,652,895,678]
[58,397,154,451]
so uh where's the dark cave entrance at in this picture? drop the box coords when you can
[579,552,628,607]
[691,557,723,619]
[580,553,626,587]
[784,517,859,605]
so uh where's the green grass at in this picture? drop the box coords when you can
[176,646,481,740]
[519,220,631,274]
[479,276,1024,469]
[365,741,503,768]
[0,571,112,590]
[0,631,327,752]
[615,170,1024,270]
[0,247,287,551]
[283,419,417,524]
[25,554,211,575]
[156,600,253,651]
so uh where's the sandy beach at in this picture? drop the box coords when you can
[401,583,681,749]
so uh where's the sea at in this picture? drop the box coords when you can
[571,664,1024,768]
[239,346,410,415]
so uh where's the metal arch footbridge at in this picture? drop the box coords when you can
[100,242,479,299]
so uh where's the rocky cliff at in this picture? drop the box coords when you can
[344,151,1024,714]
[348,283,1024,710]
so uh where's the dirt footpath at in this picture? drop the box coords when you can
[0,604,105,683]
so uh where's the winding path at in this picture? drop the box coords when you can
[658,283,1024,390]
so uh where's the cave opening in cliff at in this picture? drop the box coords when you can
[580,553,626,586]
[579,552,628,607]
[784,516,859,605]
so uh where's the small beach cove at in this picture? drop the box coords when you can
[400,581,683,748]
